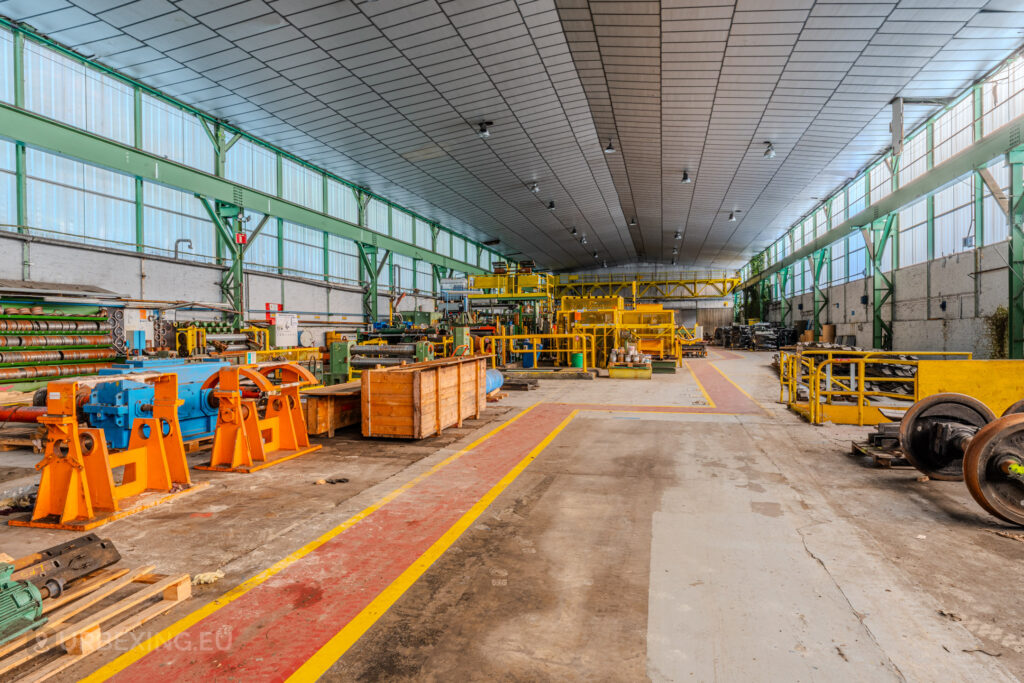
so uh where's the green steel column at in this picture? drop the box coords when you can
[776,266,791,326]
[759,278,770,322]
[810,249,828,340]
[358,243,379,324]
[1009,146,1024,358]
[866,215,896,350]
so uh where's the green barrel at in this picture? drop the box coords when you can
[570,352,584,368]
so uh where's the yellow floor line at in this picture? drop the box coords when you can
[83,403,542,683]
[684,360,717,408]
[286,409,580,681]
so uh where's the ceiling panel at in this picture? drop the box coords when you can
[2,0,1019,270]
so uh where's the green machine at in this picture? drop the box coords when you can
[325,340,434,385]
[0,563,46,645]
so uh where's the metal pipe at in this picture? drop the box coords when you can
[350,356,406,368]
[350,343,416,356]
[205,334,248,343]
[174,238,193,260]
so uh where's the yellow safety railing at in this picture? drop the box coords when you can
[484,333,596,371]
[779,349,973,425]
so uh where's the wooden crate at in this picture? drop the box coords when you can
[362,355,487,439]
[304,382,361,437]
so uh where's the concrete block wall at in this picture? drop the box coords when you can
[0,232,437,347]
[768,243,1008,357]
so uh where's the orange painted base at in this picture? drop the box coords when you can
[8,482,211,531]
[194,444,322,474]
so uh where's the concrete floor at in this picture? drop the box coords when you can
[3,350,1023,681]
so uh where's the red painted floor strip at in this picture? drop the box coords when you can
[109,360,755,681]
[111,406,574,683]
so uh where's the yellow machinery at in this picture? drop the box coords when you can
[10,372,208,530]
[619,304,674,358]
[174,325,269,357]
[553,271,740,303]
[556,297,676,366]
[775,349,1024,426]
[467,262,552,309]
[196,362,322,473]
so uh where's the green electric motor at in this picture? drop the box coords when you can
[0,563,45,645]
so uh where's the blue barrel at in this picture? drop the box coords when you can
[520,340,543,368]
[485,369,504,394]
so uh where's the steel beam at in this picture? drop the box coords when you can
[744,116,1024,289]
[0,103,485,275]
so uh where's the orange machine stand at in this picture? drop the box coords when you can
[196,363,321,473]
[10,373,209,531]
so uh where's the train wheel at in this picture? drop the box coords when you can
[963,414,1024,526]
[899,393,994,481]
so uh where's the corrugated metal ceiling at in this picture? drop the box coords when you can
[1,0,1020,270]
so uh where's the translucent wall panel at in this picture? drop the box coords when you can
[933,98,973,166]
[244,218,278,274]
[366,198,388,231]
[983,159,1009,244]
[282,221,323,277]
[414,218,432,249]
[814,207,827,238]
[327,179,357,224]
[416,259,432,291]
[327,234,358,284]
[934,175,974,257]
[829,239,846,285]
[847,237,867,280]
[226,138,277,196]
[900,132,927,187]
[0,29,12,104]
[0,140,14,228]
[142,95,213,172]
[391,210,412,242]
[142,182,215,262]
[24,42,133,145]
[436,231,450,256]
[451,235,466,262]
[26,148,134,248]
[392,254,413,290]
[830,193,845,229]
[982,59,1024,135]
[848,177,866,216]
[282,159,321,211]
[869,162,892,203]
[898,200,928,267]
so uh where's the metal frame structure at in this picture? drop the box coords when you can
[738,49,1024,356]
[0,19,496,328]
[553,272,739,303]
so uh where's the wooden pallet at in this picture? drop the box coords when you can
[0,565,191,682]
[849,441,911,469]
[503,378,539,391]
[0,424,45,453]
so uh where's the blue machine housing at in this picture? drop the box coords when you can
[82,359,228,449]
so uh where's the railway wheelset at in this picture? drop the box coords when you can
[899,393,1024,526]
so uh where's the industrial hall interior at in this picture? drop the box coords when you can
[4,0,1024,681]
